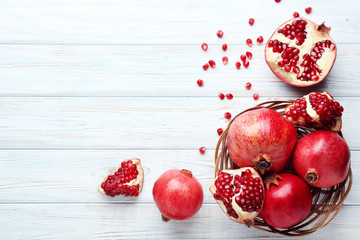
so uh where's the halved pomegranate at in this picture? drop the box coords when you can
[209,167,265,227]
[99,158,144,197]
[265,18,336,87]
[285,91,343,131]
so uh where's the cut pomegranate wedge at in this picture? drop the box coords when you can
[99,158,144,197]
[285,91,343,131]
[209,167,265,227]
[265,18,336,87]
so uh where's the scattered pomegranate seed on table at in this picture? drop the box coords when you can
[197,79,204,87]
[305,7,312,14]
[222,56,228,65]
[217,30,224,38]
[235,61,241,69]
[240,54,246,62]
[246,38,253,47]
[275,0,281,3]
[217,128,223,136]
[293,12,300,18]
[246,51,253,60]
[201,43,208,51]
[199,147,206,154]
[226,93,233,100]
[257,36,264,44]
[218,92,225,100]
[243,60,250,68]
[249,18,255,26]
[253,93,259,100]
[245,82,252,89]
[222,44,227,51]
[209,60,216,68]
[224,112,232,119]
[202,63,209,70]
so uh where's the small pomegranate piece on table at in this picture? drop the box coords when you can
[227,108,297,174]
[260,173,312,228]
[209,167,264,226]
[285,91,343,131]
[99,158,144,197]
[153,169,203,221]
[293,130,350,188]
[265,18,337,87]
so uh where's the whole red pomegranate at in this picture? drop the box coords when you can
[99,158,144,197]
[260,173,312,228]
[285,91,343,131]
[265,18,336,87]
[209,167,265,226]
[152,169,203,221]
[227,108,297,174]
[293,130,350,188]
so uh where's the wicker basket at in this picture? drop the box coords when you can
[214,100,352,236]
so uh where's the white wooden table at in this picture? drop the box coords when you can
[1,0,359,239]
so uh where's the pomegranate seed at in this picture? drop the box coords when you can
[226,93,233,100]
[243,60,250,68]
[245,82,252,90]
[293,12,299,18]
[217,128,223,136]
[197,79,204,87]
[246,51,253,60]
[249,18,255,26]
[305,7,312,14]
[199,147,206,154]
[235,61,241,69]
[222,56,228,65]
[240,54,247,62]
[222,44,228,51]
[275,0,281,2]
[257,36,264,44]
[217,30,224,38]
[253,93,259,100]
[202,63,209,70]
[224,112,232,119]
[246,38,253,47]
[209,60,216,68]
[201,43,208,51]
[218,92,225,100]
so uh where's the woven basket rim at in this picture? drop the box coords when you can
[213,100,352,236]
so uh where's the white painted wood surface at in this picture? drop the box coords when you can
[0,0,359,239]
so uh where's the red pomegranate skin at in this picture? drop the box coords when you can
[260,173,312,228]
[152,169,204,221]
[227,108,297,173]
[293,130,350,188]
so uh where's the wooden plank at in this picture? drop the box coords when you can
[0,44,359,97]
[0,150,358,204]
[0,203,359,239]
[0,97,359,150]
[0,0,359,44]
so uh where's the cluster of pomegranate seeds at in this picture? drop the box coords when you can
[209,60,216,68]
[217,128,223,136]
[305,7,312,14]
[217,30,224,38]
[253,93,259,100]
[256,36,263,44]
[293,12,300,18]
[218,92,225,100]
[213,170,264,216]
[101,160,140,197]
[222,56,228,65]
[246,38,253,47]
[226,93,233,100]
[235,61,241,69]
[245,82,252,90]
[199,146,206,154]
[249,18,255,26]
[201,43,208,51]
[224,112,232,119]
[277,19,307,45]
[197,79,204,87]
[285,98,311,122]
[202,63,209,70]
[222,44,228,51]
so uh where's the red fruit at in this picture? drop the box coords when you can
[202,63,209,70]
[217,128,224,136]
[240,54,247,62]
[246,38,253,47]
[305,7,312,14]
[245,82,252,90]
[293,12,300,18]
[249,18,255,26]
[197,79,204,87]
[153,169,203,221]
[260,173,312,228]
[243,60,250,68]
[209,167,265,225]
[252,93,259,100]
[256,36,263,44]
[226,93,233,100]
[285,91,343,131]
[246,51,253,60]
[235,61,241,69]
[227,108,297,174]
[265,18,337,87]
[99,158,144,197]
[224,112,232,119]
[222,44,228,51]
[218,92,225,100]
[201,43,208,51]
[293,130,350,188]
[217,30,224,38]
[199,146,206,154]
[222,56,228,65]
[209,60,216,68]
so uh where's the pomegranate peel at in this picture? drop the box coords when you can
[99,158,144,197]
